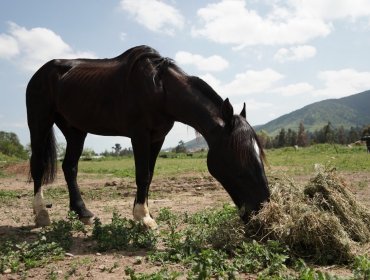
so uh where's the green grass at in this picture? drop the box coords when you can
[77,144,369,179]
[79,156,208,178]
[0,152,23,178]
[0,190,23,205]
[265,144,370,175]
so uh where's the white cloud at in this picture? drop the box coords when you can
[290,0,370,20]
[314,68,370,97]
[200,69,284,98]
[235,100,273,112]
[0,34,19,58]
[0,22,96,72]
[272,83,314,96]
[192,0,331,47]
[222,68,284,96]
[193,0,370,48]
[120,0,184,35]
[175,51,229,72]
[274,45,316,63]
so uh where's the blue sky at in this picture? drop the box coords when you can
[1,0,370,152]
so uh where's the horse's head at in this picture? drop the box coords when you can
[207,99,269,222]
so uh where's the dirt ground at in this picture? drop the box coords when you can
[0,163,369,279]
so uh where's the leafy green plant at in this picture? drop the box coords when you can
[188,248,236,280]
[42,211,86,250]
[125,267,181,280]
[0,239,64,273]
[0,211,87,274]
[233,240,289,276]
[352,255,370,280]
[92,212,157,251]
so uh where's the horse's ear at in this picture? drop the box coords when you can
[222,98,234,124]
[240,103,246,119]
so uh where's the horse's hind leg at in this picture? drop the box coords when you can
[58,123,94,224]
[29,122,56,227]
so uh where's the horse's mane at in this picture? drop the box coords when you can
[121,46,225,107]
[122,45,186,88]
[229,116,266,167]
[188,76,224,109]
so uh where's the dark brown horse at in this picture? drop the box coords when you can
[26,45,269,228]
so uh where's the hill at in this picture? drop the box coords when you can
[179,90,370,150]
[256,90,370,135]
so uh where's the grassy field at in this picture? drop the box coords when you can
[265,144,369,175]
[76,144,370,179]
[79,154,209,179]
[0,144,369,279]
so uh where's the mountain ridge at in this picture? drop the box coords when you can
[255,90,370,135]
[182,90,370,150]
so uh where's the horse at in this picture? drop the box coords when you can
[26,45,270,228]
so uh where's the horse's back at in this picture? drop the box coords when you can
[26,46,174,137]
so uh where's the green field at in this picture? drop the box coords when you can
[76,144,369,179]
[78,154,209,179]
[265,144,370,174]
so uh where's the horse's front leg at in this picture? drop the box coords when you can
[131,135,161,229]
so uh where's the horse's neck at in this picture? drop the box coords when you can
[164,73,223,143]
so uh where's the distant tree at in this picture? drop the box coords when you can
[320,122,333,143]
[119,147,134,156]
[290,130,298,146]
[100,150,111,157]
[337,126,346,145]
[276,128,286,148]
[0,131,28,159]
[173,140,187,153]
[348,127,360,143]
[112,143,122,156]
[285,128,297,146]
[297,122,308,147]
[81,148,96,159]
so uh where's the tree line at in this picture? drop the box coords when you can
[1,123,369,160]
[257,122,370,149]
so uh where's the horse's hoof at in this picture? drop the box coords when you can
[35,209,51,227]
[143,216,158,230]
[80,216,94,225]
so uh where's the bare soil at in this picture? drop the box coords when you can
[0,163,369,279]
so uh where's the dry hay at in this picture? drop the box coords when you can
[245,169,370,264]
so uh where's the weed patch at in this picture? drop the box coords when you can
[92,212,157,251]
[0,211,85,273]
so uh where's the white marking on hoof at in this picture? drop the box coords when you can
[35,209,51,227]
[80,216,94,225]
[133,203,157,229]
[33,190,51,227]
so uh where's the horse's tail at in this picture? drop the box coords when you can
[41,127,58,185]
[27,60,58,185]
[27,127,58,186]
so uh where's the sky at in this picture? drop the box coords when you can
[1,0,370,153]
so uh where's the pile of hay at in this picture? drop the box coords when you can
[245,169,370,264]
